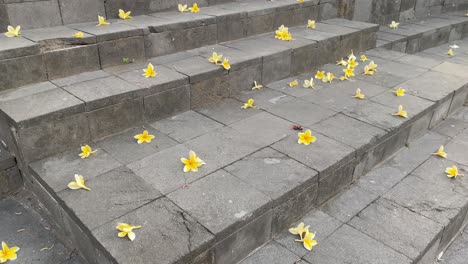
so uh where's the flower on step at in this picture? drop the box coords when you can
[134,130,155,144]
[97,16,110,26]
[0,241,20,263]
[68,174,91,191]
[289,222,309,241]
[447,48,454,56]
[79,145,97,159]
[432,146,447,159]
[353,88,365,99]
[222,58,231,70]
[241,98,257,109]
[289,79,298,88]
[252,81,263,90]
[4,25,21,38]
[181,150,205,172]
[348,50,356,61]
[445,165,463,178]
[72,31,84,39]
[322,72,335,83]
[208,52,223,65]
[347,59,358,68]
[178,4,188,13]
[303,78,315,88]
[392,105,408,118]
[363,66,374,75]
[394,87,405,97]
[189,3,200,13]
[343,66,355,78]
[339,75,349,81]
[298,129,316,145]
[389,21,399,29]
[143,63,157,78]
[368,61,378,71]
[336,58,348,66]
[118,9,132,20]
[307,20,316,29]
[315,71,325,80]
[116,223,141,241]
[275,25,293,41]
[360,54,368,62]
[300,231,318,251]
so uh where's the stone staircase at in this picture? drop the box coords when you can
[0,0,468,263]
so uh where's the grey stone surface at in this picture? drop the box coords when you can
[0,167,22,197]
[321,185,378,222]
[0,34,40,60]
[67,21,143,42]
[370,90,434,117]
[239,241,300,264]
[163,55,225,84]
[266,98,336,126]
[92,197,214,264]
[51,70,110,87]
[431,117,468,138]
[58,0,106,24]
[189,74,230,109]
[29,145,121,192]
[98,36,146,68]
[349,198,444,260]
[439,231,468,264]
[304,224,412,264]
[143,85,191,121]
[44,45,100,80]
[59,166,161,229]
[168,169,271,236]
[21,26,96,43]
[225,147,318,206]
[95,126,177,164]
[394,53,443,69]
[266,74,317,98]
[343,100,407,131]
[4,0,63,29]
[0,55,47,92]
[442,128,468,166]
[430,95,453,129]
[150,110,224,143]
[232,87,294,110]
[275,209,343,258]
[195,98,260,125]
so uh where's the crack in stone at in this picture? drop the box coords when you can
[177,210,194,252]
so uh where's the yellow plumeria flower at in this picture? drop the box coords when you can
[252,81,263,90]
[72,31,84,38]
[79,145,97,159]
[392,105,408,118]
[368,61,378,71]
[353,88,365,99]
[343,66,355,78]
[448,49,454,56]
[348,50,356,61]
[300,231,318,251]
[394,87,405,96]
[303,78,315,88]
[118,9,132,20]
[360,54,368,62]
[298,129,316,145]
[322,72,335,83]
[307,20,316,29]
[178,4,188,12]
[445,165,463,178]
[134,130,155,144]
[222,58,231,70]
[339,75,349,81]
[208,52,223,65]
[363,65,374,75]
[347,59,358,68]
[389,21,399,29]
[241,98,257,109]
[315,71,325,80]
[432,146,447,159]
[336,58,348,66]
[275,25,293,41]
[189,3,200,13]
[181,150,205,172]
[297,0,305,2]
[465,13,468,17]
[97,16,110,26]
[143,63,157,78]
[68,174,91,191]
[0,241,20,263]
[289,222,309,241]
[289,79,298,87]
[116,223,141,241]
[4,25,21,37]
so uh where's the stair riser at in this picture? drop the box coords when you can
[21,81,468,264]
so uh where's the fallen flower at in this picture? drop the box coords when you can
[275,25,293,41]
[301,231,318,251]
[347,59,358,68]
[117,223,141,241]
[343,66,355,78]
[322,72,335,83]
[289,79,298,88]
[189,3,200,13]
[307,20,316,29]
[446,165,463,178]
[348,50,356,61]
[368,61,378,71]
[252,81,263,90]
[4,25,21,37]
[389,21,399,29]
[72,31,84,38]
[134,130,155,144]
[289,222,309,241]
[315,71,325,80]
[222,58,231,70]
[241,98,257,109]
[118,9,132,20]
[68,174,91,191]
[181,150,206,172]
[448,48,454,56]
[143,63,157,78]
[360,54,368,62]
[178,4,188,12]
[363,65,374,75]
[0,241,20,263]
[394,87,405,97]
[97,16,110,26]
[298,129,316,145]
[208,52,223,65]
[392,105,408,118]
[79,145,97,159]
[303,78,315,88]
[432,146,447,159]
[336,58,348,66]
[353,88,365,99]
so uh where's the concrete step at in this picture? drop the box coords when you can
[20,41,468,264]
[0,190,85,263]
[241,106,468,263]
[0,18,378,165]
[0,143,21,197]
[437,225,468,264]
[0,0,339,91]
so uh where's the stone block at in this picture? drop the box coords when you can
[239,241,300,264]
[195,98,260,125]
[92,197,215,264]
[4,0,62,29]
[0,35,40,60]
[244,14,274,37]
[228,64,263,95]
[163,55,224,84]
[370,91,434,118]
[188,45,261,72]
[420,27,452,50]
[223,35,291,62]
[143,85,191,121]
[150,12,217,32]
[150,110,223,143]
[267,98,336,126]
[168,169,271,237]
[429,95,453,128]
[67,21,143,42]
[0,55,47,92]
[22,26,96,44]
[407,110,432,141]
[449,87,468,115]
[44,45,100,80]
[98,36,145,68]
[58,0,106,24]
[59,166,162,229]
[232,88,293,111]
[51,70,110,87]
[88,98,145,139]
[431,117,468,138]
[343,101,408,131]
[317,160,356,204]
[190,75,230,109]
[262,52,292,83]
[216,13,247,42]
[304,224,412,263]
[320,1,338,20]
[0,167,22,196]
[445,129,468,166]
[394,53,443,69]
[349,198,444,261]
